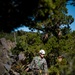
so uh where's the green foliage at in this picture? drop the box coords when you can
[48,65,59,75]
[0,0,74,35]
[0,0,75,74]
[0,32,15,41]
[1,30,75,74]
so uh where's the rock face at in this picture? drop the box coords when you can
[0,62,6,75]
[0,38,16,75]
[0,38,26,75]
[18,52,26,61]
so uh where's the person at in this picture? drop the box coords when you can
[25,49,48,75]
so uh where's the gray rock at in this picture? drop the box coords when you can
[0,38,17,75]
[4,64,11,71]
[18,52,26,61]
[0,62,6,75]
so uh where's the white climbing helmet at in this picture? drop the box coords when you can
[39,49,45,54]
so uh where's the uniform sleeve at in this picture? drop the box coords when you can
[43,59,48,73]
[28,57,35,69]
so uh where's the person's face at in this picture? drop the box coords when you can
[40,53,45,58]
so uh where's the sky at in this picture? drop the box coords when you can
[15,5,75,32]
[67,5,75,31]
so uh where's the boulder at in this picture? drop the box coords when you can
[0,38,17,75]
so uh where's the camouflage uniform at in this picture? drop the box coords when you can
[28,56,48,75]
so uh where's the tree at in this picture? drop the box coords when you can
[0,0,39,32]
[67,0,75,6]
[0,0,74,37]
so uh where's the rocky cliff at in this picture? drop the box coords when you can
[0,38,18,75]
